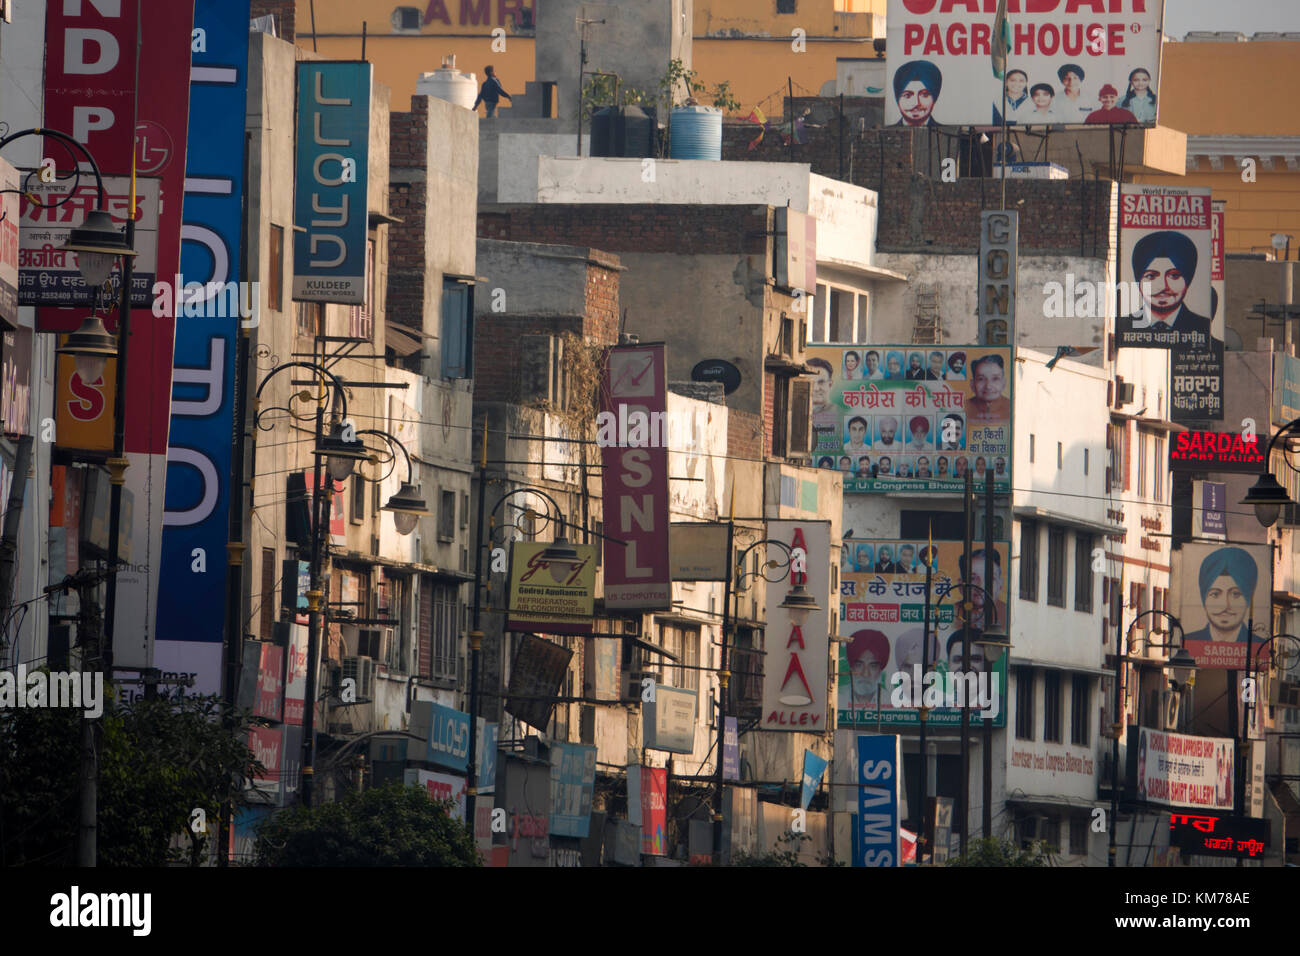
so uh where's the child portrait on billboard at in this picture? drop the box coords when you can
[1118,67,1157,124]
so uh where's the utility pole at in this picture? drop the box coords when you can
[959,469,973,858]
[982,471,995,839]
[575,17,605,156]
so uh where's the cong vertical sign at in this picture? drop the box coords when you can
[599,343,671,610]
[293,61,371,304]
[977,211,1016,346]
[155,0,251,695]
[760,520,831,731]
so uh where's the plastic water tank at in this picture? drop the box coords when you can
[590,107,615,157]
[618,105,655,158]
[416,55,477,111]
[669,106,722,160]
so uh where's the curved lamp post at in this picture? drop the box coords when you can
[1107,609,1197,867]
[355,428,430,536]
[713,535,821,865]
[1240,416,1300,527]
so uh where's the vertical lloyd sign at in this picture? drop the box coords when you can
[977,211,1016,346]
[599,344,671,609]
[293,62,371,305]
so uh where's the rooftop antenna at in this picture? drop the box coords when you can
[576,16,606,156]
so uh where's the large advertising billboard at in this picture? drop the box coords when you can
[293,62,371,305]
[885,0,1164,128]
[1170,542,1271,670]
[599,343,671,609]
[807,346,1011,494]
[838,539,1009,728]
[1129,726,1235,812]
[1171,200,1225,422]
[1116,185,1214,351]
[506,541,597,634]
[761,520,832,732]
[43,0,196,672]
[156,0,251,697]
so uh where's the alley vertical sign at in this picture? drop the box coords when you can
[761,520,831,731]
[156,0,251,696]
[293,62,371,304]
[43,0,196,670]
[599,343,671,609]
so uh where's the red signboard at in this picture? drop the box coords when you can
[640,766,667,857]
[254,641,284,721]
[1168,813,1267,860]
[599,344,671,610]
[1169,431,1264,473]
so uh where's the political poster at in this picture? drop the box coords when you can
[885,0,1165,128]
[838,539,1009,728]
[807,346,1011,493]
[1116,185,1214,353]
[1170,543,1271,670]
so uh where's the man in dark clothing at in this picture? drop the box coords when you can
[473,65,511,117]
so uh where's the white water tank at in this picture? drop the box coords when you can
[416,55,477,111]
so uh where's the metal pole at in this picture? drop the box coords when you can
[1109,616,1124,867]
[1237,614,1253,819]
[75,577,98,866]
[466,423,488,833]
[982,471,994,839]
[959,468,973,857]
[919,524,932,861]
[101,215,134,669]
[713,515,735,865]
[301,367,327,807]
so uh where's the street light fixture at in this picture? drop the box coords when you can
[357,428,429,537]
[1240,415,1300,526]
[316,420,369,481]
[56,314,119,384]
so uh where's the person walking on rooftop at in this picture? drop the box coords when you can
[474,65,512,117]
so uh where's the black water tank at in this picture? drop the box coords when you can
[590,106,615,156]
[617,105,655,158]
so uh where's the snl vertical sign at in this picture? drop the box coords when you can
[599,344,671,609]
[293,62,370,304]
[761,520,830,730]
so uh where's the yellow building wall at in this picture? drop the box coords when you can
[1134,41,1300,255]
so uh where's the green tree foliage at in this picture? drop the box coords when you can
[253,783,481,867]
[945,836,1056,867]
[0,685,262,866]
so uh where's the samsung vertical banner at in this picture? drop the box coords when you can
[1171,542,1271,670]
[761,520,831,731]
[885,0,1165,128]
[42,0,197,671]
[156,0,251,696]
[855,734,901,868]
[293,62,371,304]
[599,344,671,609]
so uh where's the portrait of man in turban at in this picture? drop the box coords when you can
[892,60,942,127]
[845,630,891,710]
[1118,230,1212,344]
[1183,546,1258,644]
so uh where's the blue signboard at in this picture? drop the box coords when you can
[723,716,740,781]
[477,719,499,794]
[800,749,828,811]
[426,703,471,773]
[156,0,251,694]
[549,742,597,838]
[293,61,371,304]
[855,734,900,867]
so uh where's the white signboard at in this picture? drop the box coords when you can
[885,0,1164,128]
[760,520,831,732]
[1134,726,1235,812]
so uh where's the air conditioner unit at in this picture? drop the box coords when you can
[342,656,376,701]
[1115,379,1135,407]
[1161,688,1180,729]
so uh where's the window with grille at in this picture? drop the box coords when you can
[657,623,700,692]
[296,301,322,338]
[1043,670,1062,743]
[1015,667,1035,740]
[1137,431,1148,496]
[1046,525,1066,607]
[1019,519,1039,602]
[439,489,455,541]
[1107,423,1128,491]
[1074,534,1093,612]
[419,577,459,679]
[348,238,375,340]
[351,475,365,525]
[1071,675,1090,745]
[1153,434,1164,502]
[1069,816,1088,856]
